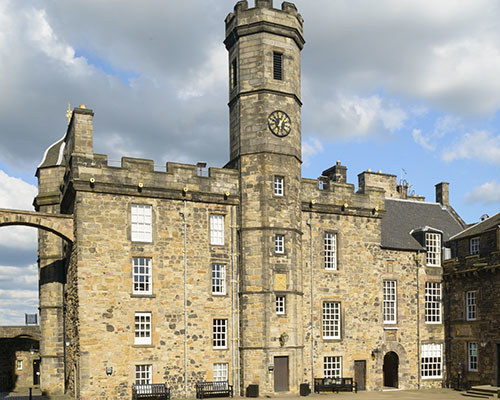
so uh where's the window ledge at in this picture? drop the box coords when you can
[131,294,156,298]
[421,377,443,380]
[212,293,228,297]
[383,326,398,330]
[132,344,154,348]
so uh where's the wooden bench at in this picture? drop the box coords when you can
[196,381,233,399]
[132,383,170,400]
[314,377,357,393]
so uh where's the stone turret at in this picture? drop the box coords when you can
[225,1,305,394]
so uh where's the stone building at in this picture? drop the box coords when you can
[443,212,500,387]
[0,326,41,392]
[0,1,468,398]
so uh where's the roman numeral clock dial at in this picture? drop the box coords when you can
[268,110,292,137]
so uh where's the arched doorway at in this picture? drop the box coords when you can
[0,208,73,396]
[383,351,399,388]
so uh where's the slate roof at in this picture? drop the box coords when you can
[37,135,65,169]
[381,198,465,251]
[450,211,500,241]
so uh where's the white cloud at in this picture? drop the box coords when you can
[302,137,324,166]
[465,181,500,205]
[0,170,38,250]
[310,94,407,139]
[412,129,435,151]
[442,130,500,165]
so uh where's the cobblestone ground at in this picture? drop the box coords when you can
[0,388,485,400]
[0,387,69,400]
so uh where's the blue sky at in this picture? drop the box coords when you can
[1,0,500,324]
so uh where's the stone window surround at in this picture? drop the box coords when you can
[135,364,152,385]
[383,280,397,325]
[465,290,477,321]
[468,342,478,372]
[470,237,480,255]
[213,319,228,349]
[213,362,229,382]
[134,312,152,346]
[210,214,225,246]
[276,295,286,315]
[424,281,442,324]
[324,231,338,271]
[273,51,284,81]
[421,343,443,379]
[211,263,227,296]
[132,257,153,295]
[323,356,342,379]
[274,175,284,197]
[231,58,238,90]
[274,234,285,254]
[131,204,153,243]
[322,301,341,340]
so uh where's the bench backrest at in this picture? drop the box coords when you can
[133,383,168,395]
[198,381,229,391]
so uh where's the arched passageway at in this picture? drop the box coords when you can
[0,208,73,396]
[383,351,399,388]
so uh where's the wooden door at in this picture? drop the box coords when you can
[354,360,366,391]
[33,359,40,385]
[274,356,289,392]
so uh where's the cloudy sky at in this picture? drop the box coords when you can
[1,0,500,324]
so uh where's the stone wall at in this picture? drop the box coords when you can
[0,326,40,391]
[444,228,500,386]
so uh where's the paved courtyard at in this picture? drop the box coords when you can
[0,388,495,400]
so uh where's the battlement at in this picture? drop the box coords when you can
[63,152,239,205]
[225,0,304,50]
[301,177,386,218]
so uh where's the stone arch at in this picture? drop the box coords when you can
[383,351,399,388]
[0,208,73,243]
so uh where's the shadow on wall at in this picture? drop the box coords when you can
[0,336,40,392]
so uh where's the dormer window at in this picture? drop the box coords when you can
[426,232,441,267]
[470,237,480,255]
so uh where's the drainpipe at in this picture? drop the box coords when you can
[307,213,314,383]
[236,223,241,395]
[230,206,236,391]
[181,201,189,400]
[416,251,421,390]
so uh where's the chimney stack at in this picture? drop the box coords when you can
[322,161,347,183]
[435,182,449,206]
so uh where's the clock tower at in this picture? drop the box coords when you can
[224,0,305,394]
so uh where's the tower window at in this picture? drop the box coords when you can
[275,234,284,254]
[231,59,238,89]
[276,296,285,315]
[274,176,284,196]
[273,52,283,80]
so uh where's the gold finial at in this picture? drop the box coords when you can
[79,104,86,109]
[66,103,72,124]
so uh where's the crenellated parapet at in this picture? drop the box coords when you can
[61,153,239,206]
[225,1,304,51]
[301,177,386,218]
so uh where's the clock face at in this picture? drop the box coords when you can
[268,110,291,137]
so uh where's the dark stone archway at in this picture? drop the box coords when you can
[0,208,73,396]
[383,351,399,388]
